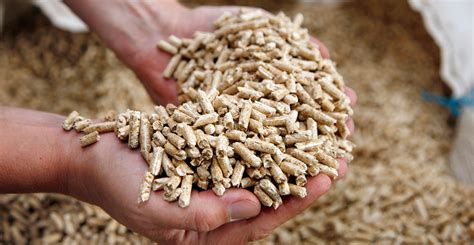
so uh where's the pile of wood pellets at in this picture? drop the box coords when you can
[62,10,353,208]
[4,1,472,243]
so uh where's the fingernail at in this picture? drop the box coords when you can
[229,200,259,221]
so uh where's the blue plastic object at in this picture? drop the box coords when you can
[422,88,474,117]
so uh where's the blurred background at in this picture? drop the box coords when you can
[0,0,473,243]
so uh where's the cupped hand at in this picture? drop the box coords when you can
[66,137,344,244]
[67,0,330,105]
[126,3,334,106]
[66,88,355,244]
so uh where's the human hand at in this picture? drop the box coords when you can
[65,86,355,244]
[65,0,332,106]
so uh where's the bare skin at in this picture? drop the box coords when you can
[0,0,357,244]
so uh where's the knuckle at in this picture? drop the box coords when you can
[190,210,221,232]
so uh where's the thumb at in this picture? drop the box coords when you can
[131,50,179,105]
[149,188,261,232]
[140,70,179,106]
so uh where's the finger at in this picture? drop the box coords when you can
[310,36,330,59]
[133,51,179,105]
[343,86,356,136]
[145,188,260,232]
[335,158,348,181]
[207,174,332,243]
[142,75,179,106]
[344,87,357,106]
[346,117,355,136]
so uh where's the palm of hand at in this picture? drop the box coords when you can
[127,6,246,105]
[79,131,344,244]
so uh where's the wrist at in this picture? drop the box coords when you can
[63,130,103,205]
[58,128,83,196]
[64,131,125,206]
[0,108,77,194]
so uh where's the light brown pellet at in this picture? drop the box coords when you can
[185,146,200,159]
[155,153,173,178]
[279,181,290,196]
[178,175,193,208]
[152,177,170,191]
[296,104,336,125]
[164,142,186,161]
[74,118,92,132]
[238,86,264,100]
[196,90,215,114]
[248,118,264,134]
[151,127,165,143]
[194,129,210,149]
[223,112,234,129]
[177,123,197,147]
[245,138,278,154]
[217,156,233,178]
[128,111,141,149]
[295,139,325,151]
[139,113,152,158]
[253,101,277,116]
[193,113,219,128]
[289,183,307,198]
[295,84,319,109]
[316,163,338,179]
[172,110,195,124]
[83,121,116,134]
[319,76,347,102]
[287,148,319,168]
[157,40,178,54]
[149,146,164,176]
[166,132,186,150]
[254,185,273,207]
[285,131,312,145]
[280,161,306,176]
[230,162,245,187]
[314,150,339,169]
[164,54,182,78]
[138,171,154,203]
[237,101,253,130]
[232,142,262,168]
[168,35,183,47]
[270,162,287,184]
[225,130,247,142]
[63,111,79,131]
[264,115,288,127]
[216,135,230,157]
[296,175,307,186]
[80,131,100,147]
[259,179,283,209]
